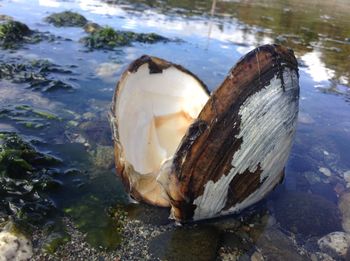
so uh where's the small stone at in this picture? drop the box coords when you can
[298,112,315,124]
[343,170,350,183]
[338,192,350,233]
[334,183,345,196]
[323,150,329,156]
[318,232,350,258]
[313,252,335,261]
[304,171,321,185]
[319,167,332,177]
[251,251,264,261]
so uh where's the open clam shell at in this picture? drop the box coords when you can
[110,44,299,222]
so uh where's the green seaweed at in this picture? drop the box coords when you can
[0,59,74,92]
[0,132,62,227]
[32,110,60,120]
[0,104,61,130]
[81,26,168,50]
[63,195,124,250]
[45,11,88,27]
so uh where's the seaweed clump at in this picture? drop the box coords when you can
[0,132,62,226]
[0,20,31,49]
[81,26,168,50]
[0,59,74,92]
[45,11,88,27]
[0,104,60,130]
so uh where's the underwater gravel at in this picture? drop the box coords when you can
[31,217,173,260]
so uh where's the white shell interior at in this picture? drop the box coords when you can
[117,63,209,174]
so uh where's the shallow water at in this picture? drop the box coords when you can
[0,0,350,259]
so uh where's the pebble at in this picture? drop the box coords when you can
[318,231,350,258]
[251,251,264,261]
[298,112,315,124]
[344,170,350,183]
[319,167,332,177]
[334,183,345,196]
[338,192,350,233]
[311,252,335,261]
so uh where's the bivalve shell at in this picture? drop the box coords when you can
[110,44,299,222]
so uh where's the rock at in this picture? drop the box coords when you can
[304,171,321,185]
[0,223,33,260]
[78,120,111,146]
[318,232,350,258]
[89,145,114,169]
[344,170,350,184]
[273,192,342,236]
[251,251,264,261]
[83,22,101,33]
[338,192,350,233]
[45,11,88,27]
[149,226,220,261]
[334,183,345,196]
[319,167,332,177]
[0,20,31,48]
[255,228,307,261]
[312,252,335,261]
[298,112,315,124]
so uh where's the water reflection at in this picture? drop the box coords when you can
[100,0,350,88]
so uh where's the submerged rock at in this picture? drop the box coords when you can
[45,11,88,27]
[273,192,341,236]
[318,232,350,259]
[149,226,220,261]
[344,170,350,187]
[319,167,332,177]
[77,119,111,146]
[89,145,115,170]
[83,22,101,34]
[255,228,307,261]
[0,20,31,48]
[0,222,33,260]
[81,26,168,50]
[338,192,350,233]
